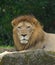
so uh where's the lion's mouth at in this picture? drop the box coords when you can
[18,36,29,44]
[20,40,28,44]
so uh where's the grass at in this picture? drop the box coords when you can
[0,45,14,49]
[0,45,15,53]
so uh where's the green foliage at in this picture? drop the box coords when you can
[0,0,55,45]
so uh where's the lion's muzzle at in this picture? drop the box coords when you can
[20,36,28,44]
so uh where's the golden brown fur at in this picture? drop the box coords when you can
[11,15,55,51]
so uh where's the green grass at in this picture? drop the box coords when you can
[0,45,14,49]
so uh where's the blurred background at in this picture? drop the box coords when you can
[0,0,55,46]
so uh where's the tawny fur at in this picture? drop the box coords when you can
[11,15,55,51]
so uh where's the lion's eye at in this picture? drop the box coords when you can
[27,26,30,29]
[18,27,21,29]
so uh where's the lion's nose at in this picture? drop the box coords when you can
[21,34,27,37]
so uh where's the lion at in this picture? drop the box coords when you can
[11,15,55,51]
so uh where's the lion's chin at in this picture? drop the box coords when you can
[20,40,28,44]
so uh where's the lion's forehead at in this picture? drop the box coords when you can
[18,22,23,27]
[17,21,32,27]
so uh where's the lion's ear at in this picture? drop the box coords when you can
[11,19,17,27]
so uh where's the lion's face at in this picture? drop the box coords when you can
[15,21,34,44]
